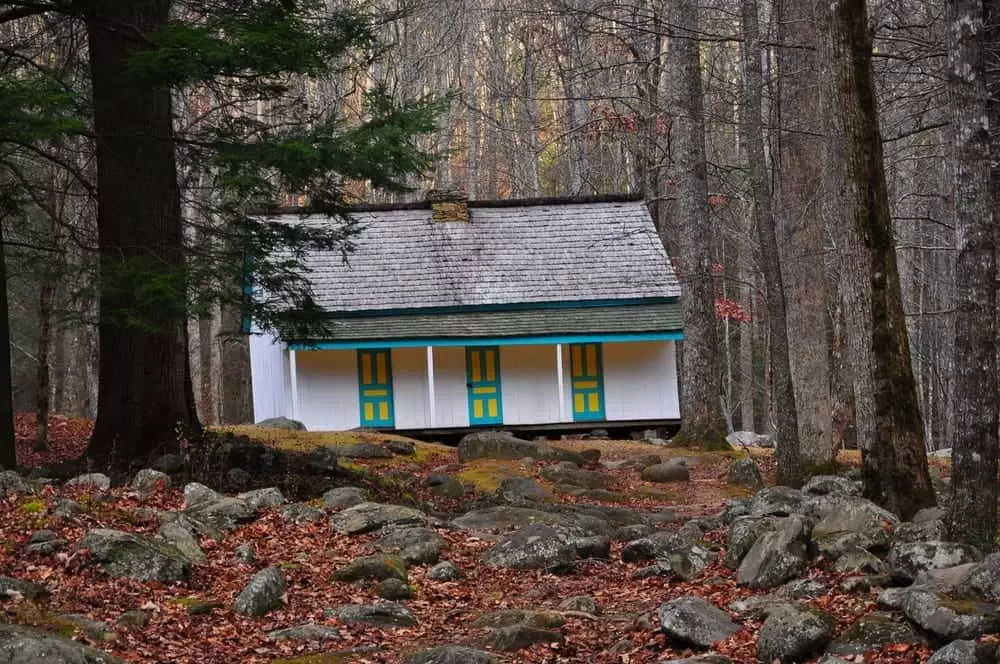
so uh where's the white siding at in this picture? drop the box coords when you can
[391,348,430,428]
[499,345,562,424]
[249,331,288,422]
[295,350,360,430]
[603,341,679,420]
[432,346,469,427]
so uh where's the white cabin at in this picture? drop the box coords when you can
[249,192,682,433]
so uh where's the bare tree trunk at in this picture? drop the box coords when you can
[668,0,728,450]
[944,0,998,552]
[0,233,15,470]
[743,0,801,485]
[34,276,52,450]
[828,0,935,519]
[774,0,835,472]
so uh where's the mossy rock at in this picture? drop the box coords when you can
[331,554,407,583]
[455,459,533,492]
[270,655,360,664]
[173,597,223,615]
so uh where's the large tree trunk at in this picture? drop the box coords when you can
[0,235,15,470]
[667,0,728,450]
[742,0,801,485]
[828,0,935,519]
[86,0,201,464]
[944,0,998,552]
[774,0,835,472]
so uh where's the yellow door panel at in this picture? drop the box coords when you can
[471,352,482,382]
[488,399,498,418]
[574,393,585,413]
[571,345,583,377]
[363,388,388,397]
[379,402,389,421]
[361,354,372,385]
[485,350,496,381]
[474,400,484,419]
[588,392,600,412]
[364,402,374,422]
[573,380,598,389]
[376,352,387,383]
[472,386,496,395]
[586,344,597,376]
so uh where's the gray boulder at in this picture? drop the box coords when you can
[268,623,340,641]
[809,495,898,556]
[338,442,394,459]
[0,576,48,600]
[256,416,306,430]
[156,520,207,564]
[0,624,122,663]
[322,486,368,510]
[377,578,415,600]
[927,640,1000,664]
[182,482,221,507]
[826,612,923,656]
[756,604,833,663]
[331,502,426,535]
[184,496,254,533]
[832,548,888,575]
[426,561,463,581]
[902,587,1000,642]
[660,657,733,664]
[239,487,286,512]
[621,530,685,563]
[727,430,772,448]
[131,469,171,497]
[80,529,189,583]
[722,498,751,523]
[404,645,498,664]
[331,554,407,583]
[749,486,804,517]
[23,530,68,556]
[559,596,600,614]
[450,506,578,533]
[457,430,583,465]
[737,516,809,589]
[641,462,690,483]
[658,596,740,649]
[279,503,325,524]
[909,589,1000,642]
[233,567,287,617]
[484,625,563,651]
[65,473,111,492]
[895,519,947,544]
[540,465,611,489]
[0,470,31,496]
[888,542,983,585]
[802,475,860,497]
[728,459,764,490]
[497,477,552,505]
[329,602,416,627]
[725,516,778,569]
[957,552,1000,602]
[483,524,577,570]
[375,528,448,565]
[644,544,715,581]
[234,543,255,563]
[151,453,184,474]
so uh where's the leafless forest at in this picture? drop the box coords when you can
[0,0,972,458]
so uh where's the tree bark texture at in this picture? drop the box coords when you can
[86,0,201,463]
[828,0,936,519]
[743,0,801,486]
[774,0,835,471]
[944,0,998,552]
[0,236,16,470]
[667,0,728,450]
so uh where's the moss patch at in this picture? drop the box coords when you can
[270,654,359,664]
[455,459,534,492]
[19,498,47,514]
[173,596,223,615]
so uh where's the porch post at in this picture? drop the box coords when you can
[556,343,566,421]
[289,349,301,421]
[426,346,437,426]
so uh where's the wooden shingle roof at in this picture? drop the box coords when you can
[262,195,680,313]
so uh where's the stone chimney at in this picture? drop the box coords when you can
[426,188,469,222]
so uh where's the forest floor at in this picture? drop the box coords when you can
[0,414,954,663]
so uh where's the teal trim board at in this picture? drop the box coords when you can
[357,349,395,427]
[569,342,606,421]
[466,347,503,425]
[289,330,684,351]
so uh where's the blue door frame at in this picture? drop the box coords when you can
[357,349,395,427]
[569,342,606,421]
[466,346,503,425]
